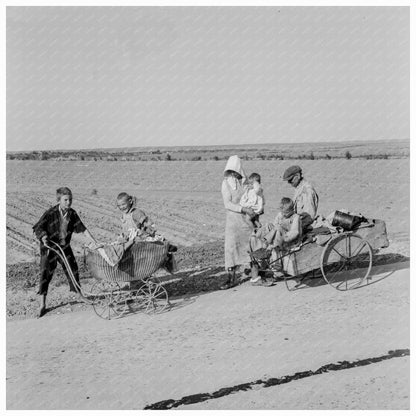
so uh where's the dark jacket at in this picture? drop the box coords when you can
[33,205,86,253]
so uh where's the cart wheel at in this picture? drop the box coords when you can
[320,234,372,290]
[90,280,127,320]
[139,281,169,314]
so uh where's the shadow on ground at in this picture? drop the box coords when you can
[160,266,229,297]
[7,252,409,320]
[283,253,409,291]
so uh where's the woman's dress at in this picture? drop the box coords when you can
[222,178,253,269]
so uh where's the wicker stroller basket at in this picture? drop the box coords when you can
[87,241,170,283]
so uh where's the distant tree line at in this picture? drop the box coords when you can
[6,149,397,162]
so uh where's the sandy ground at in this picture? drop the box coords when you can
[6,261,409,410]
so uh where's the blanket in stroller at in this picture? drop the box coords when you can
[87,241,177,282]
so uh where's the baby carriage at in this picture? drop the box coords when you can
[45,240,175,319]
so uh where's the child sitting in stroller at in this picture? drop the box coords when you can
[95,192,177,268]
[89,192,178,271]
[116,192,165,244]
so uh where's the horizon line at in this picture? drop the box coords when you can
[6,137,410,154]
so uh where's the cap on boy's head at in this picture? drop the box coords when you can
[56,187,72,200]
[283,165,302,181]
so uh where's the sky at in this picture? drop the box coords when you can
[6,6,410,151]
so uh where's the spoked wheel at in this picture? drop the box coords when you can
[321,234,373,291]
[90,280,127,320]
[139,281,169,314]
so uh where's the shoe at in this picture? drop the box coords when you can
[272,271,286,281]
[220,275,232,290]
[251,279,266,286]
[220,270,237,290]
[38,306,47,318]
[238,273,250,284]
[224,278,239,289]
[250,275,261,283]
[251,278,273,287]
[220,282,232,290]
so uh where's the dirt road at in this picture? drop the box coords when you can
[6,262,409,410]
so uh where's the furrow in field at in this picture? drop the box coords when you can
[5,233,38,265]
[6,217,37,244]
[140,200,224,245]
[6,222,35,242]
[6,233,35,257]
[6,198,54,232]
[157,218,222,245]
[7,193,54,210]
[6,212,40,229]
[6,237,35,257]
[75,211,121,235]
[72,195,120,216]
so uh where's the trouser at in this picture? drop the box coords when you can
[38,245,80,295]
[249,223,275,253]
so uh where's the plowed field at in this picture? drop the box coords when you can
[6,158,409,265]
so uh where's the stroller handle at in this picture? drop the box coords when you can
[43,241,93,303]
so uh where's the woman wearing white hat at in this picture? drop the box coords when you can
[220,155,255,289]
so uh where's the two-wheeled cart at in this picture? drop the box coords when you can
[249,217,389,291]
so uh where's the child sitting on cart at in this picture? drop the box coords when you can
[266,197,302,251]
[250,197,301,283]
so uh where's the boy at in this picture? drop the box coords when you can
[240,172,264,229]
[33,187,97,317]
[267,197,302,251]
[250,197,301,284]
